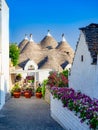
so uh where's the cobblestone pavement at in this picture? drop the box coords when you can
[0,97,65,130]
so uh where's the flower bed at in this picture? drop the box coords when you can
[51,87,98,130]
[51,95,90,130]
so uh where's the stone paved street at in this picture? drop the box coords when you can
[0,97,65,130]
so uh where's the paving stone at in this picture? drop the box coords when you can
[0,97,65,130]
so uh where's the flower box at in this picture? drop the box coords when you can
[50,95,90,130]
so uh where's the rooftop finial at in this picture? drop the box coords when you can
[62,33,66,42]
[24,34,28,40]
[30,34,34,42]
[47,30,51,36]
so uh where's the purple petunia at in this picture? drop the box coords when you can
[51,86,98,129]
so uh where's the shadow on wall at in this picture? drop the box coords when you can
[0,90,5,110]
[0,75,8,110]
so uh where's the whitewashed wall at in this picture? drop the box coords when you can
[0,75,5,109]
[24,60,38,70]
[51,95,90,130]
[0,0,9,109]
[69,32,98,99]
[1,0,9,92]
[19,69,52,88]
[36,69,51,83]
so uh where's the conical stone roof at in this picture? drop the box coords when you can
[18,33,74,72]
[56,34,74,59]
[18,39,29,53]
[40,30,58,49]
[39,56,63,72]
[18,34,29,52]
[21,41,41,53]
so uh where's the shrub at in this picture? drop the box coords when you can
[9,43,20,66]
[42,79,48,98]
[61,70,69,78]
[36,87,42,93]
[47,71,68,89]
[10,83,21,96]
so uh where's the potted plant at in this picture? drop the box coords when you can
[35,87,42,98]
[24,87,33,98]
[11,83,21,98]
[15,73,22,82]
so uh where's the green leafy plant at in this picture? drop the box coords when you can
[9,43,20,66]
[25,87,33,91]
[10,83,21,96]
[61,70,69,78]
[42,79,48,98]
[36,87,42,93]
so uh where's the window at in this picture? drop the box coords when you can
[28,65,34,70]
[81,55,83,62]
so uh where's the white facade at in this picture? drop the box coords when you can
[10,69,52,87]
[0,0,9,109]
[69,31,98,99]
[24,60,38,71]
[36,69,51,83]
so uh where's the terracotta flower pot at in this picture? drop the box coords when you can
[24,92,32,98]
[13,92,21,98]
[36,92,42,98]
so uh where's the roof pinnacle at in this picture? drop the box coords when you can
[30,34,34,42]
[24,34,28,40]
[47,30,51,37]
[62,33,66,42]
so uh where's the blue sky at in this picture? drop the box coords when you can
[6,0,98,50]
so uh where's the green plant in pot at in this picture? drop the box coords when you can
[35,87,42,98]
[24,87,33,98]
[11,83,21,98]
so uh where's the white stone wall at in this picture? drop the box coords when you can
[24,60,38,70]
[0,0,9,109]
[37,69,51,83]
[0,75,5,109]
[51,95,90,130]
[69,31,98,99]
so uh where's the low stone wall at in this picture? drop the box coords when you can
[50,95,90,130]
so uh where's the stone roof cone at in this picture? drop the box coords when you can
[56,34,74,58]
[39,56,63,72]
[18,32,74,72]
[18,34,29,53]
[19,34,41,53]
[40,30,58,49]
